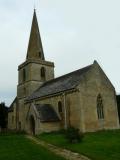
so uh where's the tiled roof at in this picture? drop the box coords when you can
[35,104,60,122]
[27,64,92,101]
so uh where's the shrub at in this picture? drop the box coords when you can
[65,127,84,143]
[0,102,8,129]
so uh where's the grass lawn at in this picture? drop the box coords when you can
[0,134,65,160]
[37,130,120,160]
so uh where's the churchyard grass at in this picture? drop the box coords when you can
[37,129,120,160]
[0,134,65,160]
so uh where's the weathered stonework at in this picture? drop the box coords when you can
[8,10,119,135]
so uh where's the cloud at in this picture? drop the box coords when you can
[0,0,120,105]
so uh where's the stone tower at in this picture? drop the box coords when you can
[17,10,54,130]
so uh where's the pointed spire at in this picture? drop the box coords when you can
[26,10,45,60]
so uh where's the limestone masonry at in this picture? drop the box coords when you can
[8,10,119,134]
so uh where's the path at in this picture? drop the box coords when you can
[26,135,91,160]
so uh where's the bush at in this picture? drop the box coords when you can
[65,127,84,143]
[0,102,8,129]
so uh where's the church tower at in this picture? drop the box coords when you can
[17,10,54,99]
[17,10,54,129]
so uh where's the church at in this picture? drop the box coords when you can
[8,10,119,135]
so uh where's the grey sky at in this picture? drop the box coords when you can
[0,0,120,106]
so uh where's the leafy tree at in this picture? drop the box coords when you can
[0,102,8,129]
[116,95,120,123]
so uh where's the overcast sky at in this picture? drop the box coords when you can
[0,0,120,106]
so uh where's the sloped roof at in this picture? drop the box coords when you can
[35,104,60,122]
[27,64,92,101]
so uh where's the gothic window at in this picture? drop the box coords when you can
[41,67,46,80]
[97,94,104,119]
[23,68,26,82]
[58,101,62,113]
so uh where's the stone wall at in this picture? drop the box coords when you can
[77,61,119,132]
[8,61,120,134]
[27,90,81,133]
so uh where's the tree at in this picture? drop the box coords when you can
[116,95,120,124]
[0,102,8,129]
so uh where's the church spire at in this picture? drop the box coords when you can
[26,10,45,60]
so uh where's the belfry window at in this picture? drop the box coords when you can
[23,68,26,82]
[41,67,46,80]
[97,94,104,119]
[24,87,26,96]
[58,101,62,113]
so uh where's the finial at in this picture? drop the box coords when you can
[34,0,36,12]
[34,8,36,14]
[94,60,97,64]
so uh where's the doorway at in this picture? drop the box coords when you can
[29,115,35,135]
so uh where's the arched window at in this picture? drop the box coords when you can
[23,68,26,82]
[58,101,62,113]
[97,94,104,119]
[41,67,46,80]
[39,51,41,58]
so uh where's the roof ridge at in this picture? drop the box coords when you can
[27,64,93,99]
[41,64,92,87]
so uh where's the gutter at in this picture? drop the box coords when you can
[25,88,77,104]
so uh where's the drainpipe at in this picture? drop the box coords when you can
[63,93,67,129]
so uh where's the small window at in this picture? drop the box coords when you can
[97,94,104,119]
[58,101,62,113]
[41,67,46,80]
[23,68,26,82]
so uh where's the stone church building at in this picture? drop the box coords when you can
[8,10,119,135]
